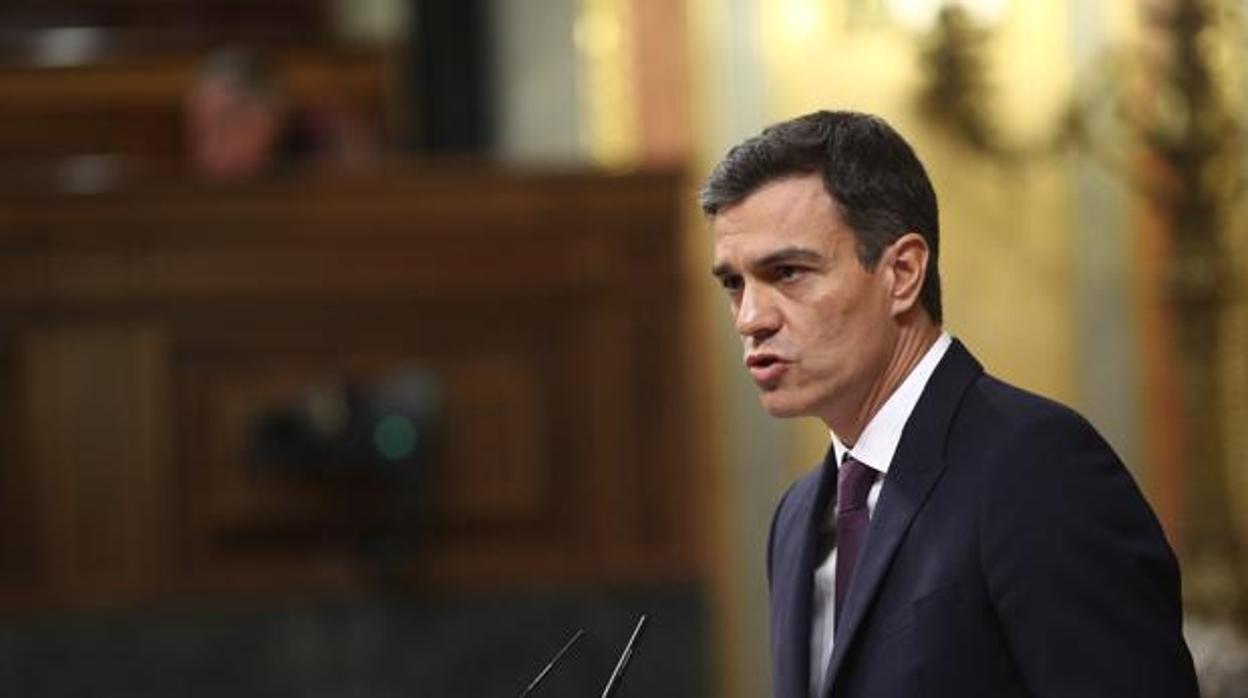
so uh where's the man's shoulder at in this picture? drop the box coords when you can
[938,367,1128,486]
[951,368,1110,464]
[967,370,1083,425]
[766,462,825,582]
[774,463,824,521]
[932,338,1088,434]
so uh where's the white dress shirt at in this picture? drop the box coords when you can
[809,332,952,697]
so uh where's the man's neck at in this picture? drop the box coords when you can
[831,323,942,446]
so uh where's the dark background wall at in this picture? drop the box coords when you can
[0,586,707,698]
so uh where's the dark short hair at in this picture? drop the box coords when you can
[700,110,942,324]
[198,46,283,105]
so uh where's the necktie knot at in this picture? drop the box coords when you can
[836,455,877,514]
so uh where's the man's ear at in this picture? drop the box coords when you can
[885,233,929,317]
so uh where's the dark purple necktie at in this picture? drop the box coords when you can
[834,455,878,626]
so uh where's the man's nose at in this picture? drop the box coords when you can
[735,284,780,341]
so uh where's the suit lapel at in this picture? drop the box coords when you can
[772,447,838,698]
[821,340,983,693]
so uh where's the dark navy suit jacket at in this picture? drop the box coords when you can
[767,339,1198,698]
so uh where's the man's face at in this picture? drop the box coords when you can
[711,174,899,425]
[186,78,281,178]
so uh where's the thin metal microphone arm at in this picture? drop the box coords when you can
[519,628,585,698]
[600,615,647,698]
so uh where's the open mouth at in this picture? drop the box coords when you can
[746,355,788,387]
[746,353,783,369]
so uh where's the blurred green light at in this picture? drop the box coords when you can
[373,414,418,461]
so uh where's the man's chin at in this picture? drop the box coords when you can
[758,393,811,419]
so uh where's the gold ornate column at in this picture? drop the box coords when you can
[1223,207,1248,619]
[575,0,641,168]
[1135,0,1246,625]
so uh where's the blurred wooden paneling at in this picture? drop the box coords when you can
[0,168,696,607]
[0,49,392,168]
[0,2,330,59]
[20,327,171,603]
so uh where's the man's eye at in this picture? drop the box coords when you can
[720,276,743,293]
[776,265,803,281]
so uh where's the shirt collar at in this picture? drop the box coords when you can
[832,332,952,474]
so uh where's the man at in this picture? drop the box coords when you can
[703,111,1198,697]
[185,48,288,179]
[185,47,374,180]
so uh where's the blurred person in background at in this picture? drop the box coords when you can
[185,46,374,180]
[704,110,1199,698]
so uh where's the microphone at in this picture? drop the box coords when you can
[519,628,585,698]
[599,614,648,698]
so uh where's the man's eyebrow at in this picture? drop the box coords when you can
[711,246,824,279]
[753,246,824,269]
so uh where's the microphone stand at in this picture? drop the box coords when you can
[599,615,647,698]
[516,612,648,698]
[519,629,585,698]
